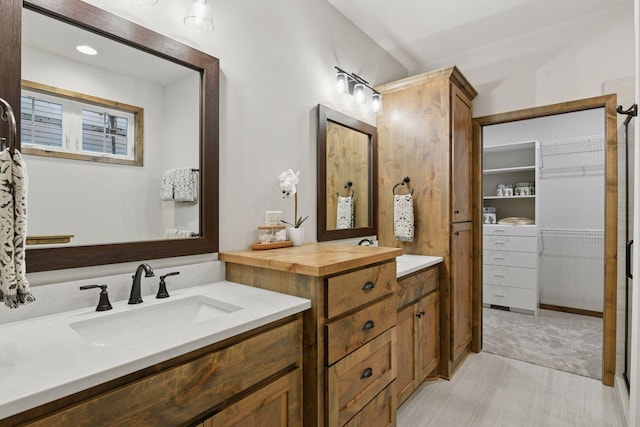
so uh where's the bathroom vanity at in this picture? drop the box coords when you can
[220,243,402,427]
[0,282,310,426]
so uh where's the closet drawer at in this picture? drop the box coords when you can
[483,265,536,290]
[483,235,537,252]
[327,328,395,426]
[326,297,396,365]
[327,262,395,319]
[483,225,537,237]
[483,284,537,311]
[483,250,537,269]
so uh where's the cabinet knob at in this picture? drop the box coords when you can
[454,210,460,214]
[416,312,422,318]
[420,310,426,316]
[362,281,376,291]
[361,367,373,379]
[362,320,375,331]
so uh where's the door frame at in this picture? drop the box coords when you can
[473,94,618,386]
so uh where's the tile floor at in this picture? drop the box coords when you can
[397,352,624,427]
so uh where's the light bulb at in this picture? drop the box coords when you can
[336,72,348,95]
[353,83,366,104]
[371,93,382,113]
[184,0,213,32]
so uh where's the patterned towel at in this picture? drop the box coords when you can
[160,168,176,200]
[173,169,198,202]
[0,148,34,309]
[394,194,414,242]
[336,196,354,229]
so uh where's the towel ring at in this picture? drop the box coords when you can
[338,180,355,198]
[0,97,17,156]
[393,176,414,195]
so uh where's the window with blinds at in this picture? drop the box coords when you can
[20,81,144,166]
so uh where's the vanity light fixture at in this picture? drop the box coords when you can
[184,0,214,33]
[76,45,98,55]
[334,66,382,113]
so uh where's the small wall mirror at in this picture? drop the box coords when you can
[317,104,377,241]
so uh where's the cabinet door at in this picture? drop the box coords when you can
[204,369,301,427]
[417,291,439,381]
[451,222,472,364]
[450,84,473,222]
[396,302,418,405]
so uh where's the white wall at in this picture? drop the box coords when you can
[422,3,635,117]
[78,0,407,252]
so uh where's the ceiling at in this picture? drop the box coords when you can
[327,0,631,74]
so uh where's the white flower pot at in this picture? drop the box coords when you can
[288,228,304,246]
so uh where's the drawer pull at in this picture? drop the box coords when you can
[493,294,505,298]
[361,367,373,379]
[493,274,504,278]
[362,320,375,330]
[362,281,376,291]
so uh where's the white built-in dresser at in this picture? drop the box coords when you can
[483,224,538,314]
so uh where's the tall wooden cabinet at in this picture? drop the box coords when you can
[376,67,478,378]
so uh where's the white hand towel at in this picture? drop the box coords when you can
[173,169,198,202]
[160,169,176,201]
[336,196,354,229]
[0,148,34,309]
[394,194,414,242]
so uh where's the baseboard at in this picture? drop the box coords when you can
[539,303,603,318]
[614,374,629,425]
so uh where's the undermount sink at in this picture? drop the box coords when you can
[69,295,242,346]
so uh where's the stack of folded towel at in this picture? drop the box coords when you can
[164,228,196,239]
[160,168,198,202]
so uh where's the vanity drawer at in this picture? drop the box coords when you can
[483,235,537,252]
[483,265,537,290]
[327,328,395,426]
[483,249,537,268]
[327,262,396,319]
[484,284,537,311]
[396,265,439,309]
[343,381,396,427]
[326,296,396,365]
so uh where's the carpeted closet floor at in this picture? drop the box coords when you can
[482,307,602,380]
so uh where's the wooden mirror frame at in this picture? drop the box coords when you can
[23,0,219,272]
[316,104,377,242]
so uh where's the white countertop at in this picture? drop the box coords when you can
[396,254,443,277]
[0,281,310,419]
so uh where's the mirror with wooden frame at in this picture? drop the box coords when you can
[317,104,377,241]
[21,0,219,272]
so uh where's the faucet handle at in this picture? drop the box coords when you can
[79,284,113,311]
[156,271,180,299]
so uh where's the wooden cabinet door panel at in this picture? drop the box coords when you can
[396,303,418,405]
[451,84,473,222]
[204,369,301,427]
[451,222,472,364]
[418,291,439,381]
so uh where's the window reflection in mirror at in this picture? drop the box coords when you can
[22,8,201,247]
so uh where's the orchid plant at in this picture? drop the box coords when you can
[279,169,309,228]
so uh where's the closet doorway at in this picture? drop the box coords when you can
[474,94,618,386]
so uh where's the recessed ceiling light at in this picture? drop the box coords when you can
[76,45,98,56]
